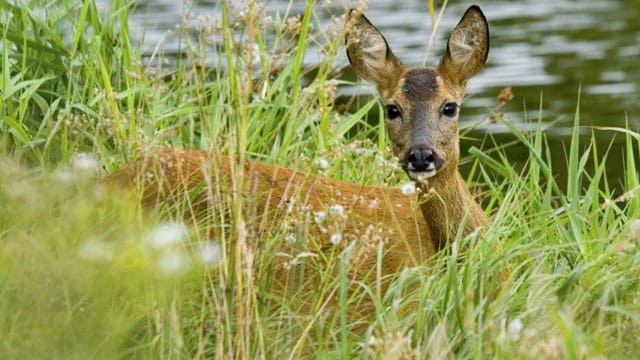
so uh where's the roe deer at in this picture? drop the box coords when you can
[345,5,489,250]
[110,6,489,285]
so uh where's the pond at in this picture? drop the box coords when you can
[112,0,640,189]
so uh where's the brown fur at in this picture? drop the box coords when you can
[402,68,438,103]
[109,149,435,281]
[109,6,491,308]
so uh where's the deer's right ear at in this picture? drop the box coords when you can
[345,9,403,93]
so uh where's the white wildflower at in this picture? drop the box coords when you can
[79,240,114,261]
[285,233,297,244]
[314,211,327,225]
[330,233,342,245]
[199,242,222,268]
[329,204,344,217]
[314,157,329,169]
[158,250,189,275]
[508,318,523,337]
[147,221,188,250]
[400,182,416,195]
[71,152,100,173]
[368,198,380,209]
[629,219,640,237]
[367,334,378,346]
[54,169,75,184]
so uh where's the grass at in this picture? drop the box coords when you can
[2,0,640,358]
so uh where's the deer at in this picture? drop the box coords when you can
[345,5,490,250]
[109,5,490,292]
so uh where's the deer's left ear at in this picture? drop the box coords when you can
[438,6,489,92]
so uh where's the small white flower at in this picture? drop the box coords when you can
[367,334,378,346]
[147,221,188,250]
[285,233,297,244]
[314,157,329,169]
[71,152,100,173]
[285,197,295,214]
[330,233,342,245]
[400,182,416,195]
[158,251,189,275]
[79,240,114,261]
[508,318,523,336]
[368,199,380,209]
[54,169,75,184]
[629,219,640,237]
[199,242,222,268]
[314,211,327,225]
[329,204,344,217]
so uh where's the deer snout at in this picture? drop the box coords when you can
[402,144,444,180]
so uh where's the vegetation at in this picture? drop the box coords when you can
[1,0,639,358]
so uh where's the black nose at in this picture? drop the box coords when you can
[406,146,436,171]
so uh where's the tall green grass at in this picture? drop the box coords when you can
[2,0,640,358]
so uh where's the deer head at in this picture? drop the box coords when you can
[346,6,489,182]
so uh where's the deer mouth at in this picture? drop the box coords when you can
[402,145,443,180]
[407,162,437,180]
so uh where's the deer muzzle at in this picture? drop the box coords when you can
[402,144,444,180]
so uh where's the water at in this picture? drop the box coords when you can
[116,0,640,188]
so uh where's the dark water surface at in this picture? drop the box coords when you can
[111,0,640,188]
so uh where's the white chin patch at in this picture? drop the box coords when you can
[407,163,438,180]
[408,169,437,180]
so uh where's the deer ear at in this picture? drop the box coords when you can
[438,6,489,91]
[345,9,403,93]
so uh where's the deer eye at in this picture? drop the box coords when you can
[385,104,402,120]
[442,102,458,117]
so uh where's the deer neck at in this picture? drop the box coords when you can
[418,169,488,250]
